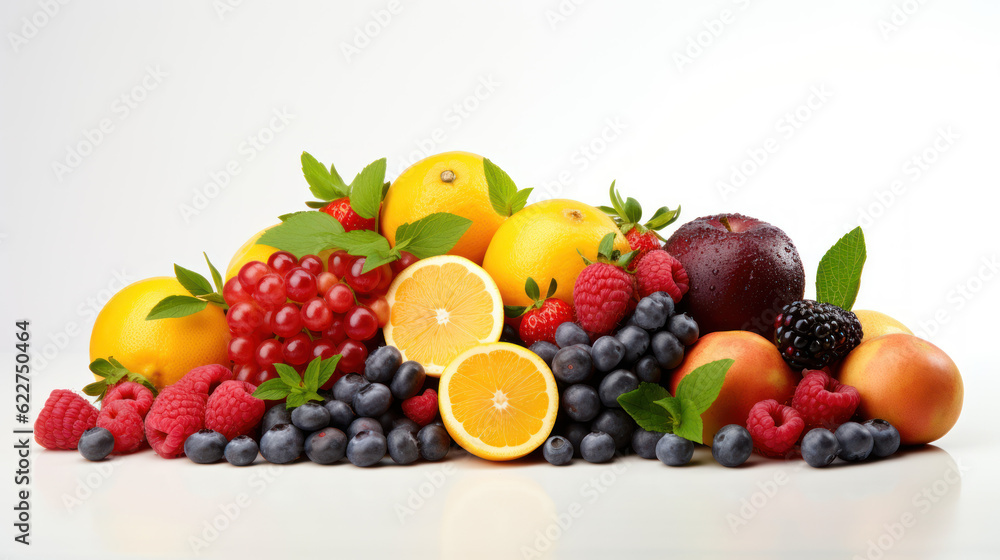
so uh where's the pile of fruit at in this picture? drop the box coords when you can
[36,150,964,471]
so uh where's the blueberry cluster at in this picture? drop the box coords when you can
[528,292,701,465]
[801,419,901,468]
[184,346,452,467]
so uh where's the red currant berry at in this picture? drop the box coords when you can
[255,338,283,367]
[322,314,347,344]
[324,282,355,314]
[373,265,394,294]
[299,254,324,276]
[390,251,419,275]
[227,302,264,336]
[282,333,312,365]
[238,261,272,292]
[233,362,260,384]
[345,257,381,294]
[301,297,333,331]
[316,272,338,294]
[227,335,257,365]
[253,273,286,308]
[311,338,337,360]
[284,267,318,303]
[335,339,368,374]
[270,303,304,338]
[223,276,253,306]
[266,251,298,275]
[345,305,379,341]
[327,250,354,278]
[368,297,390,328]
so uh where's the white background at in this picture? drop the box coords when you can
[1,1,999,558]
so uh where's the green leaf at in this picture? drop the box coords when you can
[545,278,558,299]
[597,232,615,259]
[348,158,387,220]
[674,359,734,415]
[617,249,638,269]
[525,277,540,301]
[623,197,643,224]
[393,212,473,259]
[302,152,347,200]
[608,181,627,218]
[646,205,681,230]
[598,205,618,216]
[318,355,341,387]
[285,392,307,409]
[252,378,293,401]
[174,264,213,297]
[85,357,156,401]
[618,383,676,433]
[509,188,533,215]
[89,358,116,379]
[145,295,208,320]
[329,162,347,191]
[484,158,518,216]
[199,293,226,306]
[672,398,705,444]
[360,249,399,273]
[257,211,346,258]
[504,305,527,318]
[275,363,303,388]
[816,227,867,311]
[125,373,159,397]
[655,395,682,425]
[82,381,106,398]
[329,229,392,258]
[204,253,224,294]
[304,200,328,209]
[302,357,322,391]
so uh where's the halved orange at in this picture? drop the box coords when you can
[438,342,559,461]
[384,255,504,375]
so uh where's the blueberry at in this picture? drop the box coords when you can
[389,360,426,400]
[563,422,591,457]
[305,427,348,464]
[651,331,684,369]
[712,424,753,468]
[561,384,601,422]
[634,355,662,383]
[387,428,421,465]
[614,326,649,365]
[78,427,114,461]
[333,373,370,404]
[184,429,228,464]
[347,417,383,439]
[378,409,403,434]
[417,424,451,461]
[555,322,590,348]
[572,344,592,355]
[291,402,331,432]
[352,382,393,418]
[667,313,699,346]
[801,428,841,468]
[543,436,574,466]
[529,341,559,366]
[647,291,675,317]
[591,408,635,449]
[261,405,292,434]
[835,422,874,461]
[260,424,305,464]
[656,434,694,466]
[324,399,355,431]
[863,419,901,458]
[392,417,421,434]
[500,323,522,344]
[224,435,259,466]
[580,432,615,463]
[633,297,668,330]
[630,428,665,460]
[347,430,387,467]
[598,369,640,408]
[591,336,625,372]
[364,345,402,384]
[551,346,593,384]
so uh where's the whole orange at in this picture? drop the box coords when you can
[225,225,280,280]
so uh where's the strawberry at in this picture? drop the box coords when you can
[572,233,638,337]
[301,152,384,232]
[505,278,574,346]
[600,181,681,265]
[634,249,689,303]
[320,197,376,232]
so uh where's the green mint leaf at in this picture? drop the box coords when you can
[348,158,387,220]
[392,212,472,259]
[671,398,705,444]
[174,264,213,297]
[274,363,303,388]
[330,162,347,190]
[624,197,642,224]
[674,358,734,415]
[258,211,346,258]
[204,253,224,294]
[330,229,391,257]
[302,357,322,391]
[618,383,676,433]
[145,295,208,320]
[199,293,226,306]
[597,232,616,259]
[504,305,527,318]
[285,392,307,409]
[359,249,398,273]
[302,152,347,200]
[82,381,106,398]
[509,188,533,215]
[646,205,681,230]
[318,355,341,387]
[525,277,540,301]
[655,395,683,426]
[252,378,293,401]
[816,227,867,311]
[484,158,518,216]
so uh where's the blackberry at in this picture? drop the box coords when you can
[774,300,862,371]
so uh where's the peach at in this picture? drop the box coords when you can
[670,331,799,443]
[836,333,963,445]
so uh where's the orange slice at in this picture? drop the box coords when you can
[384,255,503,375]
[438,342,559,461]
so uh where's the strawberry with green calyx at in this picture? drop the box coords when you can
[599,180,681,259]
[504,278,574,346]
[572,233,640,337]
[251,355,341,409]
[145,253,228,320]
[83,357,159,402]
[301,152,387,232]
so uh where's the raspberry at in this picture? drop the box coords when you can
[103,381,155,419]
[634,249,689,303]
[174,364,234,397]
[96,400,145,454]
[401,389,438,427]
[791,370,861,431]
[34,390,100,450]
[573,263,635,337]
[144,385,207,458]
[746,399,805,458]
[205,381,265,441]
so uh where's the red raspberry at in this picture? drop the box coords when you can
[174,364,234,397]
[103,381,155,419]
[97,400,145,454]
[402,389,438,427]
[792,370,861,431]
[320,197,376,232]
[34,390,100,450]
[205,381,265,440]
[573,262,635,337]
[634,249,689,303]
[746,399,805,458]
[144,385,207,458]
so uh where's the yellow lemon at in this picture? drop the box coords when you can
[89,277,231,389]
[225,225,280,281]
[482,199,629,307]
[853,310,914,343]
[381,152,504,265]
[438,342,559,461]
